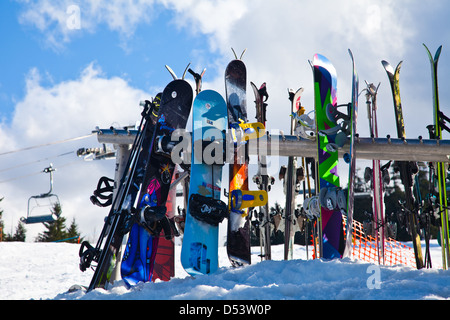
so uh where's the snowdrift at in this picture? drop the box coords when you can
[1,241,449,301]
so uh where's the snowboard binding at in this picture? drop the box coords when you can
[188,193,228,226]
[288,87,315,141]
[79,241,99,272]
[319,186,347,213]
[318,102,352,153]
[230,189,268,211]
[230,120,265,145]
[90,176,114,207]
[292,109,316,141]
[139,205,177,240]
[302,196,320,220]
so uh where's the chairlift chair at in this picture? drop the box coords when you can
[21,164,61,224]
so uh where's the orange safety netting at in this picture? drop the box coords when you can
[312,216,416,268]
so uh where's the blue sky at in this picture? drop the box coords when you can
[0,0,220,121]
[1,0,450,241]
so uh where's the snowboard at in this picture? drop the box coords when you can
[343,49,359,259]
[79,97,162,291]
[310,53,345,259]
[120,79,193,286]
[424,43,450,269]
[152,170,177,281]
[180,89,228,276]
[225,57,252,267]
[382,59,424,269]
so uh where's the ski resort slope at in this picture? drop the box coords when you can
[1,241,449,300]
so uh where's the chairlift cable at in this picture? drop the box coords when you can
[0,133,94,157]
[0,170,43,184]
[0,158,85,184]
[0,151,74,173]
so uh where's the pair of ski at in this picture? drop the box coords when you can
[363,81,389,266]
[423,44,450,270]
[280,88,308,260]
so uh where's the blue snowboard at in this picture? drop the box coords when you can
[180,89,227,276]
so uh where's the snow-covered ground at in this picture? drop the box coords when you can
[1,240,449,301]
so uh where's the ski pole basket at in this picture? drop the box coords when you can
[21,164,61,224]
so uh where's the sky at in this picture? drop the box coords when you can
[0,0,449,242]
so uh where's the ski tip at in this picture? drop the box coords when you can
[231,47,238,59]
[231,48,246,60]
[182,62,192,80]
[381,60,397,74]
[240,48,247,60]
[423,43,442,62]
[165,65,178,80]
[435,45,443,61]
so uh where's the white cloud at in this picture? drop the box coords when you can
[0,63,151,241]
[158,0,248,52]
[17,0,158,50]
[11,63,144,142]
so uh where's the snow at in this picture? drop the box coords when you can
[1,240,449,301]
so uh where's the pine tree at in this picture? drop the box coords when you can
[66,218,81,243]
[7,221,27,242]
[35,203,67,242]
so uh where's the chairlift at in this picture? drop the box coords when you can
[20,164,61,224]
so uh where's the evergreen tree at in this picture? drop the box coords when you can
[6,221,27,242]
[35,203,67,242]
[66,218,81,243]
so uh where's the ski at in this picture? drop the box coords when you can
[282,88,305,260]
[180,89,228,276]
[363,81,386,265]
[120,78,193,286]
[310,53,345,259]
[79,97,161,291]
[423,43,450,269]
[343,49,359,259]
[251,82,274,261]
[382,59,424,269]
